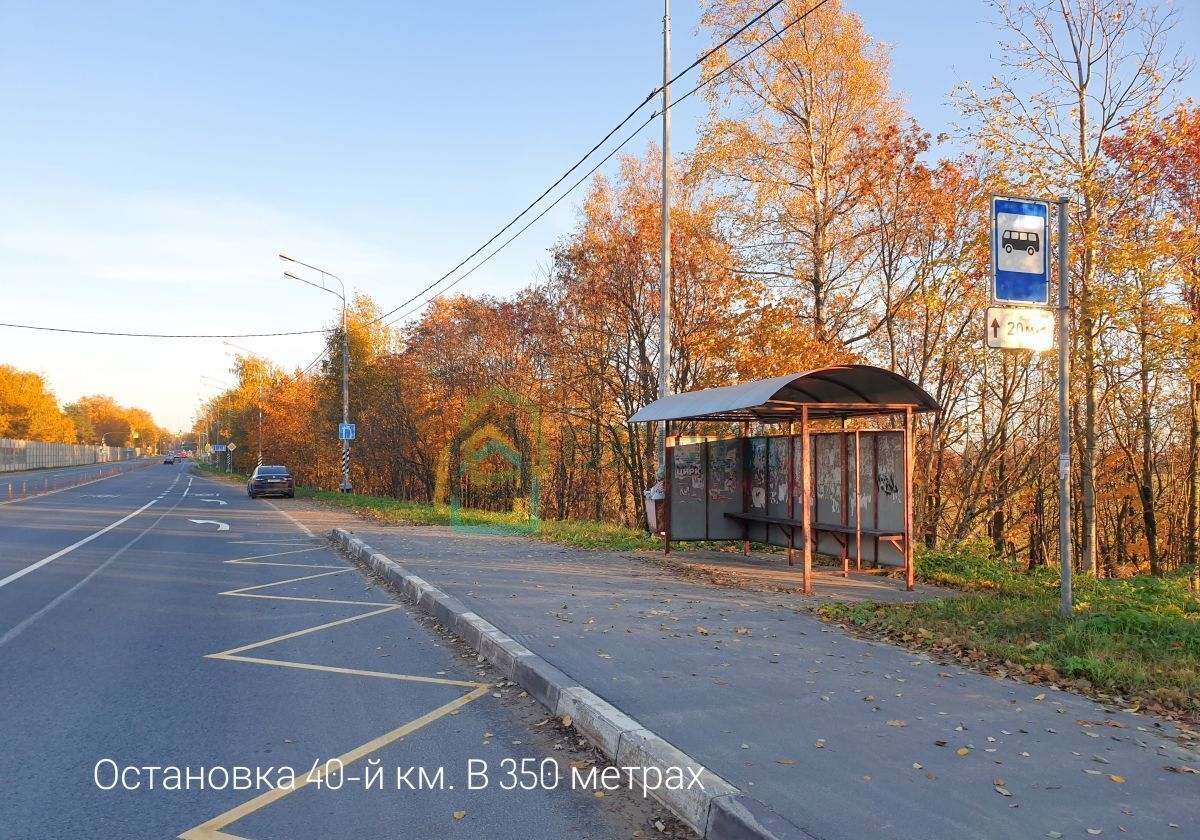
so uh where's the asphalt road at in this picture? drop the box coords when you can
[0,457,156,504]
[0,463,668,839]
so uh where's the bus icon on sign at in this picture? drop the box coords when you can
[1002,229,1039,255]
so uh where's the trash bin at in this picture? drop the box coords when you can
[644,481,666,535]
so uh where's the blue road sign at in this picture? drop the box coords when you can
[338,423,356,440]
[212,444,228,452]
[992,196,1050,305]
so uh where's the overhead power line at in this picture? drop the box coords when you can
[381,0,831,328]
[0,321,330,339]
[372,0,798,325]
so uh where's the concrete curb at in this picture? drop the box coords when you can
[331,527,802,840]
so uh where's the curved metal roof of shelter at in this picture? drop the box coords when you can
[628,365,940,424]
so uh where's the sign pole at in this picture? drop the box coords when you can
[1057,196,1072,617]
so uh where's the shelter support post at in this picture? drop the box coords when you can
[741,421,750,556]
[786,421,795,567]
[663,421,672,556]
[841,421,849,579]
[801,406,812,595]
[854,431,862,571]
[905,408,915,591]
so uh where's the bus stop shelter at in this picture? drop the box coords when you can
[629,365,940,594]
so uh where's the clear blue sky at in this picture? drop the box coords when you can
[0,1,1195,432]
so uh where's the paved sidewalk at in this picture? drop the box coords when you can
[285,503,1199,840]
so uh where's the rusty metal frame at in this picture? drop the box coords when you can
[634,369,935,595]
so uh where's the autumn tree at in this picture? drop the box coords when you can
[955,0,1189,573]
[696,0,916,354]
[0,365,76,443]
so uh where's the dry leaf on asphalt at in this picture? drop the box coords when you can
[1165,765,1199,774]
[886,720,908,727]
[696,626,709,635]
[453,811,466,820]
[776,759,796,765]
[1109,775,1125,783]
[994,786,1012,797]
[957,748,970,756]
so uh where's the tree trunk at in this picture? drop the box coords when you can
[1140,346,1161,576]
[1188,380,1199,584]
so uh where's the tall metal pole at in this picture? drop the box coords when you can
[341,300,351,492]
[1057,196,1072,617]
[257,377,263,469]
[280,256,351,493]
[658,0,672,477]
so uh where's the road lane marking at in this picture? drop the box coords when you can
[200,498,228,505]
[0,461,156,507]
[0,477,189,644]
[210,605,400,657]
[208,653,485,688]
[224,547,341,569]
[264,499,317,538]
[0,498,159,590]
[220,567,351,592]
[182,482,493,838]
[178,685,491,840]
[188,519,230,531]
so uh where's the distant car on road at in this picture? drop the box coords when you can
[163,455,175,464]
[248,465,295,499]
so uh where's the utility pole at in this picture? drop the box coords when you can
[658,0,672,477]
[1057,196,1072,617]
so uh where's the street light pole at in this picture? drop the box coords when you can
[280,254,351,493]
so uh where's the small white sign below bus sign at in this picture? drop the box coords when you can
[986,306,1055,352]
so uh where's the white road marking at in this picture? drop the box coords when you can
[200,498,228,505]
[0,499,159,590]
[265,501,317,538]
[188,519,230,531]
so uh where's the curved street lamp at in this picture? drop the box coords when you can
[280,253,352,493]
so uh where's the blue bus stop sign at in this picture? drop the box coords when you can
[992,196,1050,305]
[338,423,356,440]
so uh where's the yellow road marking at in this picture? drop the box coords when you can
[219,568,350,594]
[220,592,393,607]
[179,686,489,840]
[224,547,322,563]
[209,606,401,658]
[184,537,492,838]
[206,653,484,688]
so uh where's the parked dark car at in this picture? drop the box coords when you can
[163,455,175,464]
[247,465,295,499]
